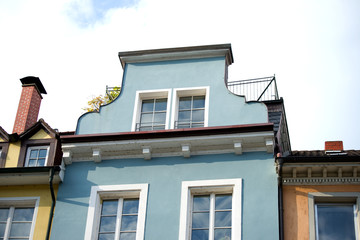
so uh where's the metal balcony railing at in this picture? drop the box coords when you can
[226,76,279,102]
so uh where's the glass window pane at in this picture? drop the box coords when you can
[13,208,34,221]
[123,199,139,214]
[29,150,38,159]
[178,111,191,122]
[154,112,166,124]
[214,228,231,240]
[153,125,165,130]
[192,110,204,122]
[9,222,32,237]
[102,201,118,215]
[192,212,209,229]
[177,123,190,129]
[191,123,204,128]
[98,233,115,240]
[0,209,9,221]
[38,149,47,158]
[139,126,152,131]
[141,100,154,112]
[216,195,232,210]
[193,96,205,109]
[179,97,192,110]
[317,204,356,240]
[37,159,46,166]
[0,223,6,237]
[191,229,209,240]
[140,113,153,124]
[215,211,231,227]
[120,232,136,240]
[120,215,137,231]
[154,99,167,111]
[193,196,210,211]
[99,216,116,233]
[28,160,37,167]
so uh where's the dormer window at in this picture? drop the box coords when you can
[25,146,49,167]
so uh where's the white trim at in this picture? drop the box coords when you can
[171,86,210,129]
[131,89,172,131]
[84,184,148,240]
[178,178,242,240]
[0,197,40,240]
[25,146,50,167]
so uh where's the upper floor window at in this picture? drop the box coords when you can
[132,89,171,132]
[99,198,139,240]
[176,96,205,129]
[25,146,49,167]
[171,87,209,129]
[308,192,360,240]
[137,98,167,131]
[0,197,39,240]
[179,178,241,240]
[85,184,148,240]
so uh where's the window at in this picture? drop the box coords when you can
[0,197,39,240]
[132,89,171,131]
[25,146,49,167]
[84,184,148,240]
[137,98,167,131]
[308,192,360,240]
[176,96,205,129]
[98,198,139,240]
[171,87,209,129]
[179,179,242,240]
[315,203,357,240]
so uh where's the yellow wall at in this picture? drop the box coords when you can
[0,184,58,240]
[4,142,21,168]
[283,185,360,240]
[30,129,51,140]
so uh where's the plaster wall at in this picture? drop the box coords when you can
[4,142,20,168]
[0,185,58,240]
[283,185,360,240]
[76,57,268,134]
[51,152,278,240]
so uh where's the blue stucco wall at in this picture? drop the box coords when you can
[51,152,279,240]
[76,57,268,134]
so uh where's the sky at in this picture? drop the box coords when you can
[0,0,359,151]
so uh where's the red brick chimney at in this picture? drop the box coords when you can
[325,141,343,152]
[12,76,47,134]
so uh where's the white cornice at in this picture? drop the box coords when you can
[62,131,274,163]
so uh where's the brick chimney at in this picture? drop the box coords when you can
[325,141,343,152]
[12,76,47,134]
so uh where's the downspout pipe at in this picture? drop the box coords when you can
[46,167,56,240]
[277,158,284,240]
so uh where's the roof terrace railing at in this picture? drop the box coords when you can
[226,76,279,102]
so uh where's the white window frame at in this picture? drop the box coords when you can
[308,192,360,240]
[0,197,40,240]
[25,146,50,167]
[171,87,210,129]
[178,178,242,240]
[84,184,149,240]
[131,89,172,131]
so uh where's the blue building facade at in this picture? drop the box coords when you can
[51,44,288,240]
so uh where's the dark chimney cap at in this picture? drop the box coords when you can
[20,76,47,94]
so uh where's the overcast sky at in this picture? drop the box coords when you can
[0,0,359,150]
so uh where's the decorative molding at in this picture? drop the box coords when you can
[62,151,72,165]
[234,141,242,155]
[92,149,102,163]
[181,144,191,158]
[265,138,273,153]
[142,146,151,160]
[283,177,360,185]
